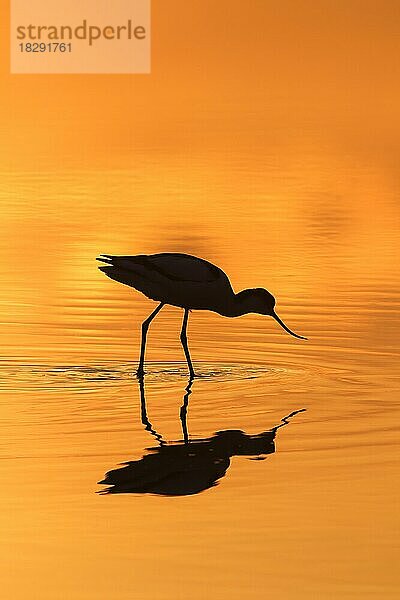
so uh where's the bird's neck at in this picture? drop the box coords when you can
[217,291,252,318]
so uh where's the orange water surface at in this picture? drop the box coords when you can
[1,2,400,599]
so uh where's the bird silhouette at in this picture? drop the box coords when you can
[97,253,307,378]
[98,376,306,497]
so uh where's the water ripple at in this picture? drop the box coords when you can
[0,361,282,392]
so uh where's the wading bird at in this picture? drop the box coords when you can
[97,253,307,378]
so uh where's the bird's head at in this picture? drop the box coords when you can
[236,288,307,340]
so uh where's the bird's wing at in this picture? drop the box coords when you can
[99,253,223,283]
[146,253,222,282]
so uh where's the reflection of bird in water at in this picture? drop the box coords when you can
[98,378,305,497]
[96,253,307,378]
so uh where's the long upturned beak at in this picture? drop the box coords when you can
[271,311,307,340]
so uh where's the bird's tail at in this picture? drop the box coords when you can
[97,255,134,285]
[96,254,114,264]
[96,254,154,295]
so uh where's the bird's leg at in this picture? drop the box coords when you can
[180,377,194,444]
[137,302,164,377]
[138,375,165,445]
[180,309,196,379]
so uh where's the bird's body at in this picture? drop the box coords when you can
[98,253,236,315]
[97,252,306,378]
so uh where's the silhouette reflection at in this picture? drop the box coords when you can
[98,377,305,497]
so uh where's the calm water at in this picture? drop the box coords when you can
[1,153,399,599]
